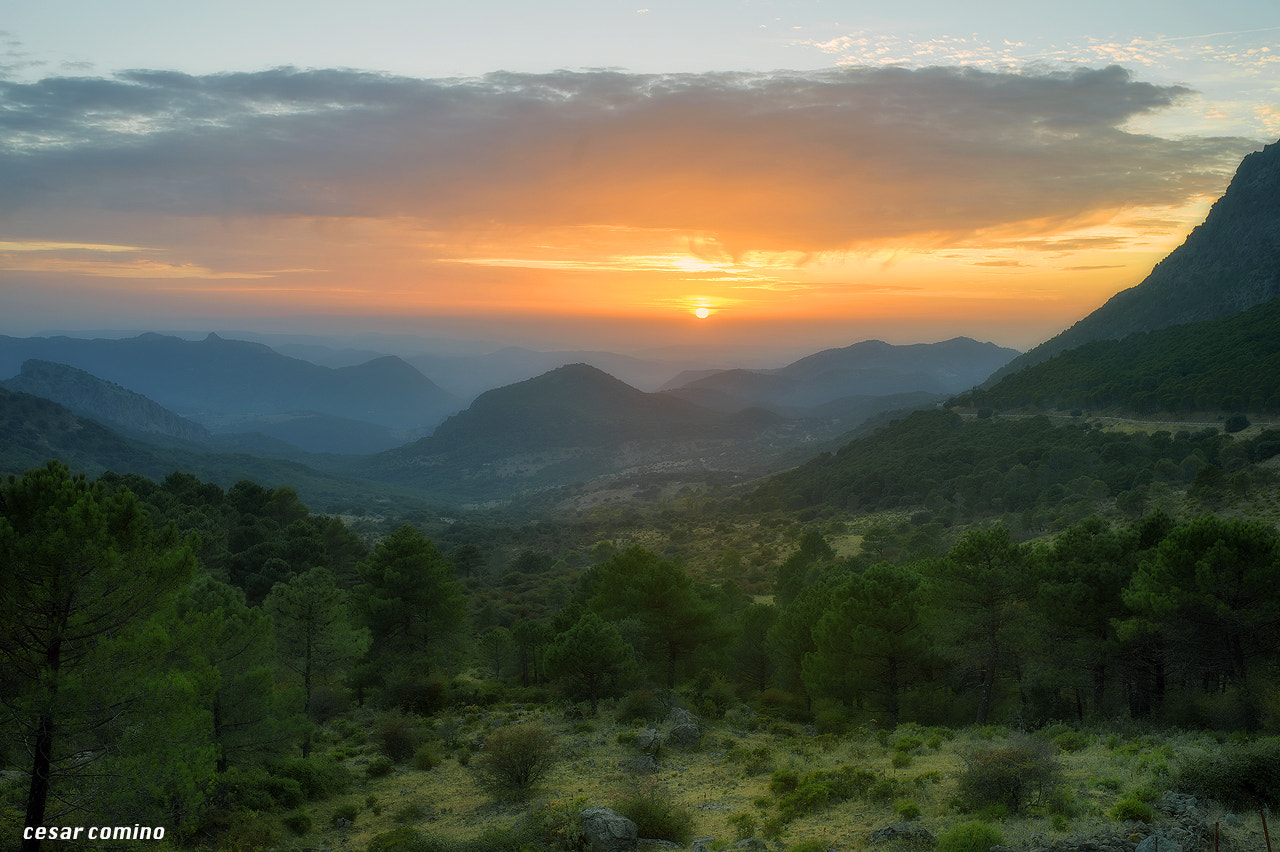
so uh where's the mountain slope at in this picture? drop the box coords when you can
[3,359,211,442]
[959,297,1280,415]
[991,139,1280,382]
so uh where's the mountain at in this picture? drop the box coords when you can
[357,363,804,502]
[0,333,461,452]
[0,387,437,513]
[405,346,691,398]
[3,359,211,442]
[991,139,1280,382]
[662,337,1019,411]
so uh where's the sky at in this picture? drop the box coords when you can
[1,1,1278,358]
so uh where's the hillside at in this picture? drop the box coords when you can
[957,297,1280,415]
[0,388,435,515]
[751,407,1280,523]
[2,359,212,442]
[991,139,1280,381]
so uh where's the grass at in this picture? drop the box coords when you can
[258,708,1267,852]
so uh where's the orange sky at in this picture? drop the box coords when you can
[0,65,1267,353]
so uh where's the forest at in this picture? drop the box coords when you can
[4,439,1280,850]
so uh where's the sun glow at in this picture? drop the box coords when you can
[694,307,711,319]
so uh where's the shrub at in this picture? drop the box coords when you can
[367,756,395,778]
[616,689,666,724]
[1109,794,1155,823]
[215,766,305,811]
[372,712,423,763]
[613,781,695,844]
[282,809,312,835]
[413,744,442,771]
[727,812,758,841]
[770,769,800,795]
[937,821,1004,852]
[895,802,922,821]
[1175,738,1280,808]
[476,722,559,795]
[1053,731,1091,753]
[892,751,914,768]
[332,801,360,825]
[956,738,1062,815]
[269,756,352,799]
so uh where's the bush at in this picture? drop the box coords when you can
[895,802,921,821]
[215,766,305,811]
[372,711,423,763]
[616,689,666,724]
[1109,794,1155,823]
[1175,738,1280,808]
[787,841,830,852]
[937,821,1004,852]
[956,738,1062,815]
[727,812,758,841]
[282,809,312,835]
[476,723,559,795]
[613,781,695,844]
[892,751,914,768]
[332,801,360,826]
[1053,731,1091,753]
[367,756,395,778]
[268,756,352,799]
[413,744,442,771]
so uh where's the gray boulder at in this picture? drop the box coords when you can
[581,806,638,852]
[636,728,662,755]
[1136,836,1181,852]
[868,822,937,846]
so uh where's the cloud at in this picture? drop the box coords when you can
[0,65,1260,256]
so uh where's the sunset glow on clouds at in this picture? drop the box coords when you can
[1,2,1277,353]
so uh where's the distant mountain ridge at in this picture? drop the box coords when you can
[2,359,211,442]
[0,332,461,453]
[991,138,1280,382]
[663,337,1019,411]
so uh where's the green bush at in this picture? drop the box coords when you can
[282,809,312,835]
[1175,738,1280,808]
[613,782,695,844]
[787,840,831,852]
[937,821,1004,852]
[332,801,360,825]
[1053,731,1091,753]
[215,766,305,811]
[956,738,1062,815]
[476,722,559,796]
[892,751,914,768]
[1109,795,1155,823]
[413,744,442,771]
[770,768,800,795]
[895,802,921,821]
[269,756,352,799]
[373,712,423,763]
[727,812,758,841]
[616,689,666,724]
[367,756,395,778]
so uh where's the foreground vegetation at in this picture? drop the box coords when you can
[3,420,1280,850]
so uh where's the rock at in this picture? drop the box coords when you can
[1222,814,1243,828]
[581,806,638,852]
[733,840,769,851]
[666,707,701,728]
[1136,836,1181,852]
[624,754,659,776]
[636,728,662,755]
[668,723,702,749]
[690,839,713,852]
[564,704,585,720]
[867,822,937,846]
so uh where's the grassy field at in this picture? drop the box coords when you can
[251,700,1277,852]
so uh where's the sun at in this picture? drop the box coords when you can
[694,307,710,319]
